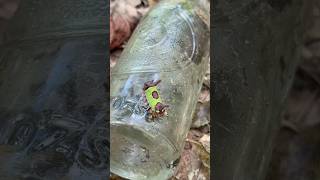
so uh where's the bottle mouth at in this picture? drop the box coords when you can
[110,122,177,180]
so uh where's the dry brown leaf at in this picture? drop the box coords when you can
[192,102,210,128]
[198,88,210,103]
[110,0,155,50]
[173,144,202,180]
[110,173,127,180]
[110,49,123,69]
[199,134,210,153]
[110,16,132,50]
[203,58,210,88]
[187,138,210,169]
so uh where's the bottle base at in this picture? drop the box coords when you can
[110,122,177,180]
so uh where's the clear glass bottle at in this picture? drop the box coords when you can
[110,0,210,179]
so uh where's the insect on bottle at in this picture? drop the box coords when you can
[110,0,210,179]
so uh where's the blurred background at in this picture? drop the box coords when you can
[2,0,320,179]
[266,0,320,179]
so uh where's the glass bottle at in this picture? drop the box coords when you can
[110,0,210,179]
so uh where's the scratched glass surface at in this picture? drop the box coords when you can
[0,37,108,180]
[110,0,210,179]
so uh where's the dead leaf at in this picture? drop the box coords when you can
[203,58,210,88]
[199,134,210,153]
[192,102,210,128]
[110,49,123,68]
[110,173,127,180]
[110,0,153,50]
[187,129,204,142]
[187,138,210,169]
[173,144,202,180]
[198,88,210,103]
[110,15,132,50]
